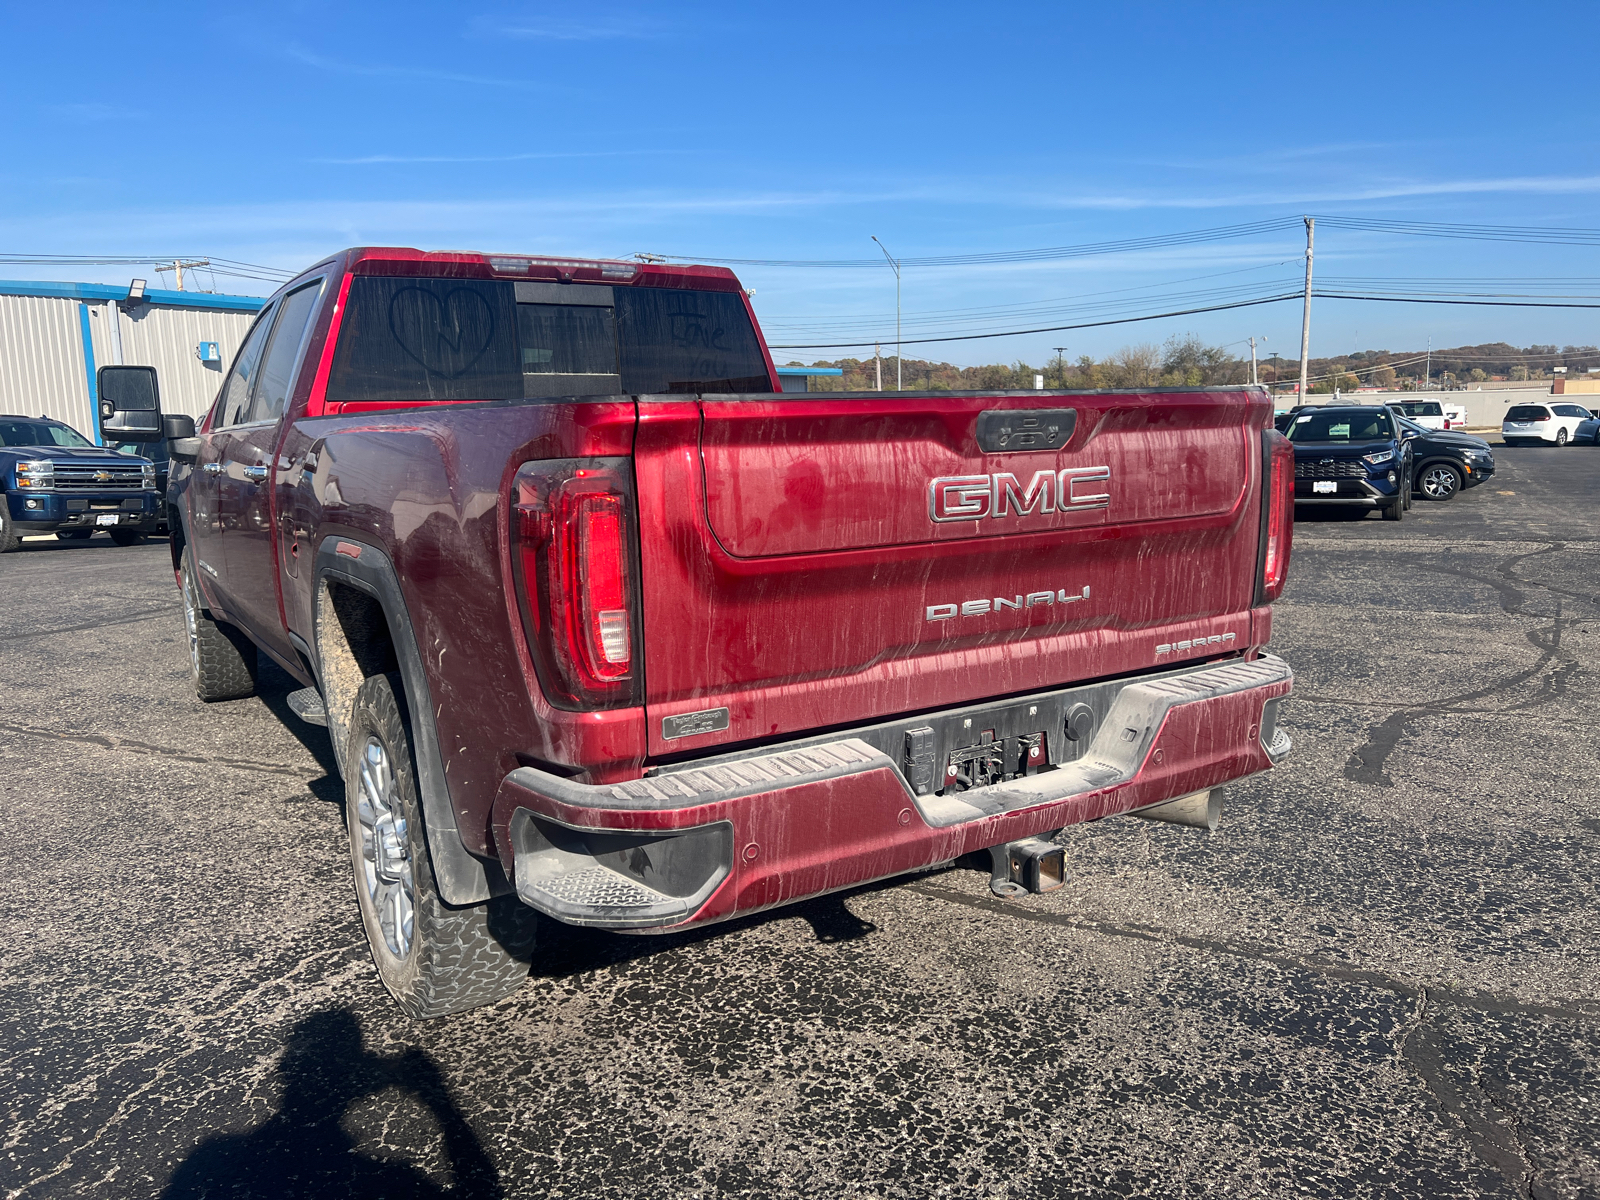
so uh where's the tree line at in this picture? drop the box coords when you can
[785,336,1600,393]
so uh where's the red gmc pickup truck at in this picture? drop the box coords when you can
[104,247,1296,1018]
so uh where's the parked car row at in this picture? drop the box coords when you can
[1277,403,1497,516]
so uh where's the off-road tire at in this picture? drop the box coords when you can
[0,507,20,553]
[181,552,258,701]
[1382,497,1404,522]
[56,529,92,541]
[345,673,534,1019]
[109,529,143,547]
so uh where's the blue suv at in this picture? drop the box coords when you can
[1285,404,1411,523]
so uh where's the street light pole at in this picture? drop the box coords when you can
[872,236,901,390]
[1053,346,1068,386]
[1297,217,1314,402]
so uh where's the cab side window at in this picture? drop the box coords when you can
[247,281,325,426]
[216,303,278,428]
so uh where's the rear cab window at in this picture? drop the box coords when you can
[323,276,771,406]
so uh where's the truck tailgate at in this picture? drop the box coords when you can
[632,390,1268,759]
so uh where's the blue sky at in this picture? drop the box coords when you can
[5,1,1600,367]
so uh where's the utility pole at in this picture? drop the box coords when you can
[872,236,901,390]
[1297,218,1314,402]
[875,344,882,392]
[1053,346,1068,386]
[158,258,210,292]
[1424,336,1431,391]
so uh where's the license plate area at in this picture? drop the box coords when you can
[946,731,1047,790]
[1312,480,1337,494]
[96,513,120,526]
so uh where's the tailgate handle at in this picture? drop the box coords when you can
[976,408,1076,454]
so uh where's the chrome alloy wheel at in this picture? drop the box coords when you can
[1420,465,1460,500]
[356,735,415,960]
[182,566,201,678]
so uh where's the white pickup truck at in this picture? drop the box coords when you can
[1388,400,1467,431]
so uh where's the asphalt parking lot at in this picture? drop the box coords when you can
[2,439,1597,1200]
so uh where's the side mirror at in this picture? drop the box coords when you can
[98,365,162,441]
[164,413,201,462]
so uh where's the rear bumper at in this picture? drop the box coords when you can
[493,654,1293,931]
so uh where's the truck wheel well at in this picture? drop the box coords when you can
[318,580,402,756]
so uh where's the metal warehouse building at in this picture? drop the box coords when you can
[0,281,266,443]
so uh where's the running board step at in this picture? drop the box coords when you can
[286,688,328,727]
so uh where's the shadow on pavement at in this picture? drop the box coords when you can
[161,1009,502,1199]
[252,657,343,803]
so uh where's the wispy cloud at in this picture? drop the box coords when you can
[1016,173,1600,211]
[315,149,678,165]
[469,12,669,40]
[48,103,147,123]
[285,45,541,89]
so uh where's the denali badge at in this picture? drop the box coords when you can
[927,585,1090,621]
[929,467,1110,522]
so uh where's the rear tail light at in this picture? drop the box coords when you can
[1258,430,1295,604]
[512,458,640,710]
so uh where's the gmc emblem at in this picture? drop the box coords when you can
[929,467,1110,523]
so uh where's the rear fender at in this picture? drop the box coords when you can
[313,536,510,905]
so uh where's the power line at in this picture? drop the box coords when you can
[653,215,1600,272]
[768,294,1303,349]
[647,218,1302,269]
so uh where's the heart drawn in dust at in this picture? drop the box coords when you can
[385,286,499,379]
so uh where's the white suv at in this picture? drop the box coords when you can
[1502,402,1594,446]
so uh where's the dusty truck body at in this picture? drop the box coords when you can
[123,247,1296,1017]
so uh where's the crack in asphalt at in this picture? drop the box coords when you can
[911,881,1591,1197]
[0,606,174,641]
[0,719,310,778]
[1340,544,1582,787]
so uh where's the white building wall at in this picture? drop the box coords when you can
[0,294,94,434]
[0,291,263,438]
[90,302,260,422]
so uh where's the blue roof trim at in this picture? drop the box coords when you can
[775,365,843,376]
[0,279,267,311]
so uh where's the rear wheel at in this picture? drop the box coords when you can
[108,529,143,547]
[1418,463,1463,501]
[55,529,92,541]
[181,551,258,701]
[345,672,535,1018]
[1555,428,1568,446]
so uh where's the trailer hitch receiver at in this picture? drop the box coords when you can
[988,837,1067,898]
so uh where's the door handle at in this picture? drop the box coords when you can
[202,463,223,476]
[242,465,269,483]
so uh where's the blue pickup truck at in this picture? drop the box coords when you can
[0,414,159,551]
